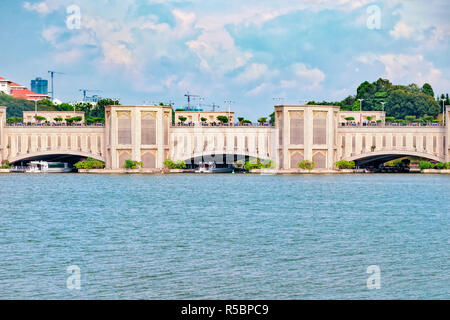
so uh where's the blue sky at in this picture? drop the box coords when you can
[0,0,449,120]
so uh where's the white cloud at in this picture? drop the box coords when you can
[23,0,66,15]
[41,26,64,45]
[290,63,326,90]
[186,27,253,73]
[389,21,429,41]
[235,63,277,83]
[101,41,134,67]
[358,53,449,89]
[246,83,270,96]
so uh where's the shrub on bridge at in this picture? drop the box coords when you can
[163,159,187,169]
[418,161,434,170]
[123,160,143,169]
[0,160,11,169]
[74,157,105,169]
[6,117,23,124]
[335,160,356,170]
[434,162,448,170]
[297,160,315,171]
[244,158,272,171]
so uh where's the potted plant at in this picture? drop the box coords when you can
[344,117,355,126]
[178,116,187,126]
[257,117,268,126]
[217,116,229,126]
[34,116,46,125]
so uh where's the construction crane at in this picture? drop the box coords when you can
[211,103,220,111]
[48,70,65,101]
[79,89,101,101]
[184,92,199,110]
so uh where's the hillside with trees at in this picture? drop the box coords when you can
[307,78,447,119]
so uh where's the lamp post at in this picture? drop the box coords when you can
[358,98,364,126]
[380,102,386,126]
[273,97,283,105]
[224,100,234,125]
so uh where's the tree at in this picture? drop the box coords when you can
[34,116,46,123]
[200,117,207,123]
[421,83,434,97]
[238,117,244,124]
[90,98,120,118]
[269,112,275,125]
[178,116,187,124]
[385,89,439,119]
[257,117,267,124]
[217,116,228,124]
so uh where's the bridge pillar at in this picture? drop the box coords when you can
[446,106,450,162]
[0,106,5,164]
[275,105,339,170]
[105,105,171,169]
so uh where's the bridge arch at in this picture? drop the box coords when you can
[8,151,105,165]
[343,149,444,167]
[179,152,274,168]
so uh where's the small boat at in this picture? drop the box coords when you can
[25,161,72,173]
[196,161,234,173]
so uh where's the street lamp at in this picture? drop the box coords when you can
[358,98,364,125]
[380,102,386,126]
[273,97,284,105]
[440,98,446,126]
[224,100,234,125]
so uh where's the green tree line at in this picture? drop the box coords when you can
[307,78,446,119]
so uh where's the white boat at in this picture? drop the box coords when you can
[196,161,234,173]
[26,161,72,173]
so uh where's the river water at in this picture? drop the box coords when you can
[0,173,448,299]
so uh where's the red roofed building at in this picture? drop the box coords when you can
[0,76,50,101]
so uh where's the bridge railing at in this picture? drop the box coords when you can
[340,122,443,128]
[5,123,105,127]
[172,122,274,127]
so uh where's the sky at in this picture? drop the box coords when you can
[0,0,449,120]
